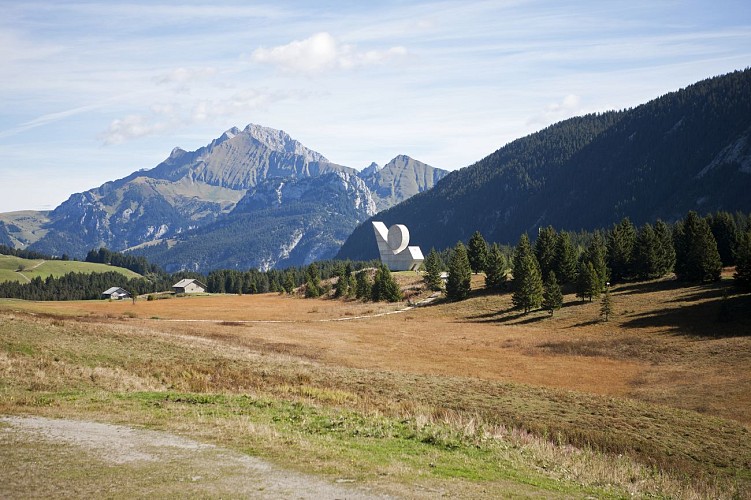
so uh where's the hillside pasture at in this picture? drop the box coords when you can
[0,254,142,283]
[1,274,750,497]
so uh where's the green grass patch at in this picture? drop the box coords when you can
[0,254,142,283]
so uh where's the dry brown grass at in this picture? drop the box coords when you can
[1,273,750,497]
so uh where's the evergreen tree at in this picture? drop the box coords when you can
[576,260,600,302]
[333,264,348,298]
[707,211,739,266]
[355,270,372,300]
[304,263,322,298]
[484,243,507,290]
[282,270,296,294]
[423,248,444,291]
[584,232,609,291]
[553,231,578,284]
[512,233,533,283]
[634,223,660,280]
[674,211,722,283]
[534,226,558,281]
[467,231,489,274]
[600,286,613,322]
[446,241,472,301]
[734,230,751,288]
[607,217,637,282]
[542,271,563,316]
[371,265,402,302]
[654,220,676,276]
[512,251,544,313]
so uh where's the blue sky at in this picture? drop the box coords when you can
[1,0,750,212]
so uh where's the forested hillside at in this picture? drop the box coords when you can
[337,69,751,260]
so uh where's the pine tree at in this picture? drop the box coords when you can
[534,226,557,281]
[654,220,676,276]
[283,271,296,294]
[372,265,402,302]
[512,252,544,313]
[607,217,636,282]
[553,231,578,284]
[333,265,349,298]
[542,271,563,316]
[467,231,489,274]
[304,263,322,298]
[576,260,600,302]
[585,232,609,291]
[513,233,533,283]
[674,211,722,282]
[734,230,751,288]
[446,241,472,301]
[708,211,739,266]
[484,243,507,290]
[355,270,372,300]
[600,286,613,322]
[423,248,444,291]
[634,223,660,280]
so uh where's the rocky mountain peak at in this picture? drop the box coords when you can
[242,123,328,163]
[360,162,381,177]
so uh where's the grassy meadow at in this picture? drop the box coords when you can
[0,254,142,283]
[1,272,750,498]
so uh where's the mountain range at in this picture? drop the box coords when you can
[337,68,751,260]
[0,125,447,271]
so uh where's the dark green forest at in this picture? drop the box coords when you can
[337,69,751,261]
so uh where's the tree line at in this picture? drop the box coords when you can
[429,210,751,314]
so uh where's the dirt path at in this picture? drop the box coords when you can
[15,259,45,283]
[0,415,393,499]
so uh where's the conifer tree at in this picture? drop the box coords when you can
[372,265,402,302]
[283,270,296,295]
[708,211,739,266]
[333,264,347,298]
[584,232,609,291]
[654,220,676,276]
[733,230,751,288]
[534,226,557,281]
[674,211,722,282]
[607,217,636,282]
[423,248,444,291]
[634,223,660,280]
[446,241,472,301]
[484,243,507,290]
[513,233,533,283]
[355,270,372,300]
[542,271,563,316]
[304,263,322,298]
[576,260,600,302]
[512,252,544,313]
[467,231,489,274]
[553,231,578,284]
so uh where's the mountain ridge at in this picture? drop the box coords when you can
[337,68,751,260]
[0,123,447,271]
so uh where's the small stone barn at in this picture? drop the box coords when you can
[172,278,207,294]
[102,287,130,300]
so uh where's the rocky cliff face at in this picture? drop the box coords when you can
[19,124,445,270]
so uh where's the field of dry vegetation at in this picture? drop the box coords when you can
[1,271,750,498]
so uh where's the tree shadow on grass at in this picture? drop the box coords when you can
[621,291,751,338]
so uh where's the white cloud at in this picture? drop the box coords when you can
[101,115,170,145]
[100,88,306,144]
[526,94,584,126]
[251,32,407,74]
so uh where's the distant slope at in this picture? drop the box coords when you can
[337,69,751,260]
[358,155,448,211]
[0,254,142,284]
[7,124,445,272]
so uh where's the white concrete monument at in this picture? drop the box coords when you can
[372,221,424,271]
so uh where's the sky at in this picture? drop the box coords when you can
[1,0,750,213]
